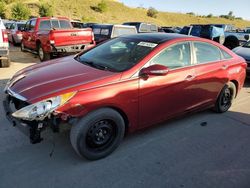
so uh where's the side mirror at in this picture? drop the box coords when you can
[140,64,169,77]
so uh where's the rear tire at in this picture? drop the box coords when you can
[214,35,225,44]
[70,108,125,160]
[0,58,11,68]
[12,36,17,46]
[37,44,51,62]
[20,41,26,52]
[214,82,236,113]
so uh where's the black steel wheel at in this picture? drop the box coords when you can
[70,108,125,160]
[214,82,236,113]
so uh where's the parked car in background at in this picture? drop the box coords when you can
[3,33,246,160]
[83,22,98,28]
[123,22,158,33]
[92,24,137,44]
[160,26,181,33]
[245,27,250,33]
[71,20,84,28]
[0,18,10,67]
[212,24,250,49]
[233,40,250,77]
[7,21,26,45]
[21,17,95,61]
[180,24,225,44]
[3,20,15,30]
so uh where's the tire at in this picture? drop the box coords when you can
[37,44,51,62]
[224,37,239,49]
[20,41,26,52]
[214,35,225,44]
[214,82,236,113]
[0,58,11,68]
[12,36,17,46]
[70,108,125,160]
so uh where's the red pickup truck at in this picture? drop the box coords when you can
[21,17,95,61]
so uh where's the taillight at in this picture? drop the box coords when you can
[242,62,247,69]
[2,29,8,43]
[91,32,95,42]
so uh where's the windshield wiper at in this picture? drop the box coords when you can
[82,60,115,71]
[74,56,116,72]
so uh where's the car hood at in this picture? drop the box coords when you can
[233,47,250,61]
[8,56,120,102]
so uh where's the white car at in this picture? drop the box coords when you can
[0,18,10,67]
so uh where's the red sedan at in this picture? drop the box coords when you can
[3,33,247,160]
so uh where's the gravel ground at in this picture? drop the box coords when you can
[0,45,250,188]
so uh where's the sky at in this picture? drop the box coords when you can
[119,0,250,20]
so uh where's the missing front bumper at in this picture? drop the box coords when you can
[3,95,44,144]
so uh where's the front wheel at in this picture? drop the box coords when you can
[214,82,236,113]
[70,108,125,160]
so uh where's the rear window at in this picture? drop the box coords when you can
[139,23,158,33]
[194,42,222,63]
[112,27,136,38]
[39,19,72,30]
[59,20,71,29]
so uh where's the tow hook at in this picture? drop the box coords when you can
[30,122,43,144]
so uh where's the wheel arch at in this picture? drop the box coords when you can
[229,79,239,97]
[105,106,130,134]
[36,39,41,48]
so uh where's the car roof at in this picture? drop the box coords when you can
[120,33,193,44]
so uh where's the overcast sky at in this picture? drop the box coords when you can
[119,0,250,20]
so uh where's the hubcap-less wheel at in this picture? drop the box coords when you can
[214,82,236,113]
[70,108,125,160]
[86,120,116,150]
[221,88,231,109]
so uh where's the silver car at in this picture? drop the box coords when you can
[7,21,26,45]
[233,41,250,76]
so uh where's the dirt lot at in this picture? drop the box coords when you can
[1,45,250,188]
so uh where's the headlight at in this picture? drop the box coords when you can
[12,92,76,121]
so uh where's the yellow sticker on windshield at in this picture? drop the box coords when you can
[138,42,158,48]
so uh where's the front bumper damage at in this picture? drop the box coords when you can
[3,94,60,144]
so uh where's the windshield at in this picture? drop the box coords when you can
[243,41,250,48]
[76,37,157,72]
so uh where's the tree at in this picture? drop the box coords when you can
[0,1,6,18]
[11,2,31,20]
[90,0,107,13]
[186,12,195,16]
[39,3,53,17]
[207,13,213,18]
[147,7,158,18]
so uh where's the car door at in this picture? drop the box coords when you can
[139,42,198,128]
[22,21,31,48]
[28,19,37,50]
[190,41,231,108]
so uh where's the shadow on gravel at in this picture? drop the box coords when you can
[1,108,250,187]
[244,78,250,88]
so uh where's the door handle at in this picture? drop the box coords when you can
[185,74,196,81]
[221,65,229,70]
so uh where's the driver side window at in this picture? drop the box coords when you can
[150,42,191,69]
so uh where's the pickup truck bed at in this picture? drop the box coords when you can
[21,17,95,61]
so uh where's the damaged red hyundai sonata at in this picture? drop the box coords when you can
[3,33,246,160]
